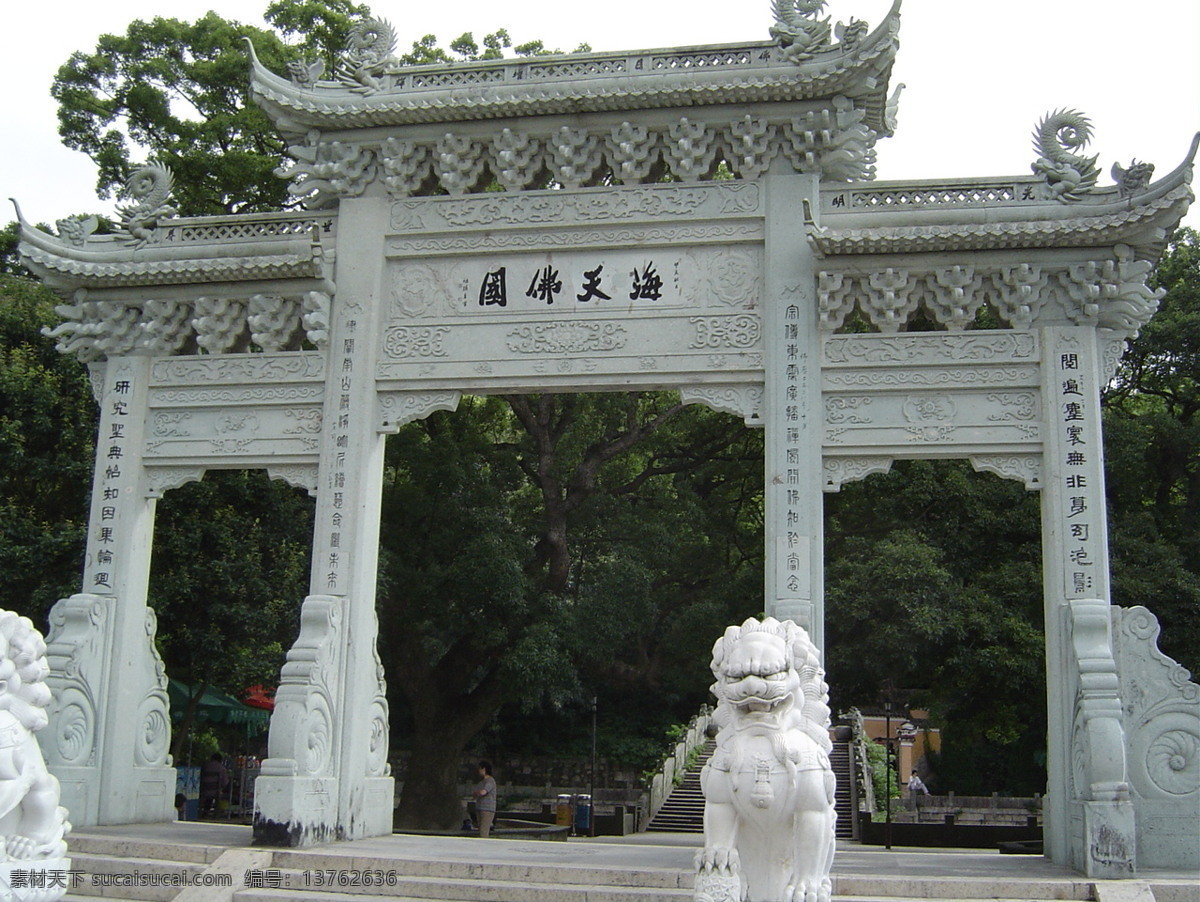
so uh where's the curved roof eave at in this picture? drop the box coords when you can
[247,2,901,135]
[810,133,1197,259]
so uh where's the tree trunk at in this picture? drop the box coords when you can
[394,726,474,831]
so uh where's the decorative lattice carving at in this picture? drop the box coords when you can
[493,129,544,192]
[664,119,720,183]
[248,294,303,352]
[549,127,604,189]
[380,138,435,197]
[435,134,488,195]
[193,297,249,354]
[606,123,662,185]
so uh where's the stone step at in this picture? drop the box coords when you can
[65,853,210,902]
[832,877,1092,901]
[268,852,691,891]
[235,872,691,902]
[68,833,226,864]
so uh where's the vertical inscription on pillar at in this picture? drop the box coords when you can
[88,366,135,594]
[1053,339,1102,599]
[325,327,357,593]
[778,303,810,599]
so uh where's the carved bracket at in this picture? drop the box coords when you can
[1067,598,1131,802]
[144,466,206,498]
[377,391,463,433]
[969,454,1043,491]
[261,595,343,778]
[679,384,764,426]
[44,593,112,769]
[266,464,320,497]
[822,456,893,492]
[1112,606,1200,801]
[818,251,1163,342]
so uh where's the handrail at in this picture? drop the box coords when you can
[843,707,877,816]
[638,705,713,830]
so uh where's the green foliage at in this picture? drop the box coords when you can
[825,459,1048,794]
[399,29,586,65]
[148,469,313,760]
[265,0,373,72]
[1105,227,1200,673]
[51,2,370,215]
[865,739,898,820]
[0,223,20,277]
[0,273,96,625]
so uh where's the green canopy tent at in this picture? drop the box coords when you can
[168,679,270,730]
[170,679,268,819]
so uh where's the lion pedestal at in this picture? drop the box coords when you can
[694,617,835,902]
[0,612,71,902]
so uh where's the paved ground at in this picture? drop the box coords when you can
[71,821,1199,882]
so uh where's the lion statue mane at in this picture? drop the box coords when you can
[694,617,835,902]
[0,611,70,875]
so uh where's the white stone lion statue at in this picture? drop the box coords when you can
[0,610,71,901]
[694,617,835,902]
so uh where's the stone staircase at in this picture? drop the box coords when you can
[62,829,228,902]
[646,738,857,838]
[829,739,856,839]
[645,739,714,832]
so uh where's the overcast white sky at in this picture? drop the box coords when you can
[4,0,1198,227]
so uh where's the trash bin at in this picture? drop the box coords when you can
[555,794,573,826]
[574,794,592,833]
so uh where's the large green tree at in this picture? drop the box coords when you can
[1105,227,1200,671]
[0,274,96,623]
[380,393,761,828]
[51,0,370,216]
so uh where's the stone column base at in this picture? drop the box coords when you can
[1083,799,1136,878]
[252,775,392,846]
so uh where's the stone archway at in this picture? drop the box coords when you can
[17,1,1197,875]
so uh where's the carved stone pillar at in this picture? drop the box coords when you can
[44,356,175,825]
[254,197,394,845]
[763,173,824,648]
[1039,325,1134,877]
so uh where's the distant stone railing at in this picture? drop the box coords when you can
[639,706,714,830]
[380,43,780,94]
[820,178,1042,213]
[842,707,876,816]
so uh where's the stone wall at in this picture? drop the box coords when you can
[390,752,645,807]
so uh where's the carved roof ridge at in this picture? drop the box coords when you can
[20,245,327,291]
[811,134,1196,258]
[15,209,331,259]
[248,4,900,135]
[809,185,1193,259]
[15,208,333,293]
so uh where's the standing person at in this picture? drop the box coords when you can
[199,752,229,817]
[472,760,497,837]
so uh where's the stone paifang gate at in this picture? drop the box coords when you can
[15,0,1199,876]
